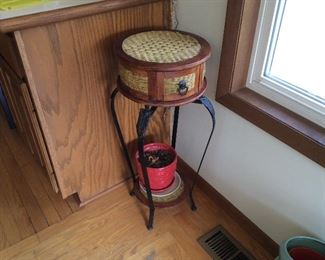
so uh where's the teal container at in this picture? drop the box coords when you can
[277,236,325,260]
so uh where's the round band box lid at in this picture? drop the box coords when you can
[115,30,211,107]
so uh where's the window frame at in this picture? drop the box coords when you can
[246,0,325,127]
[216,0,325,167]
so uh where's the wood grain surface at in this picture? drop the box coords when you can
[177,157,279,258]
[0,57,59,191]
[15,1,170,202]
[0,179,274,259]
[0,65,40,165]
[20,83,59,192]
[0,33,24,77]
[118,76,207,107]
[0,113,78,251]
[0,65,24,133]
[0,0,164,33]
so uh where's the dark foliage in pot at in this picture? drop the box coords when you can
[143,149,175,168]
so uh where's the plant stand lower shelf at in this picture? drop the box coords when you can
[110,80,215,229]
[133,175,188,209]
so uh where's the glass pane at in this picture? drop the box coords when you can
[268,0,325,101]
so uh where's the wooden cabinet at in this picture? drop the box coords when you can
[0,62,23,131]
[0,0,171,205]
[0,57,59,192]
[0,33,24,77]
[20,83,59,192]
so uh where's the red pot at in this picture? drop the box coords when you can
[289,247,325,260]
[135,143,177,190]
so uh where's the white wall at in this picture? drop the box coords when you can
[176,0,325,244]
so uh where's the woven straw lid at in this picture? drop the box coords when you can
[122,31,201,63]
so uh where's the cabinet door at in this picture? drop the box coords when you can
[0,60,59,192]
[20,83,59,192]
[1,63,38,157]
[0,66,25,132]
[0,33,24,78]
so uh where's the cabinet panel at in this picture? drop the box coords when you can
[18,90,44,162]
[15,1,170,202]
[0,64,40,165]
[0,33,24,78]
[0,58,59,192]
[0,66,24,132]
[0,61,37,156]
[20,83,59,192]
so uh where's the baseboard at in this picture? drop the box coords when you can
[177,157,279,258]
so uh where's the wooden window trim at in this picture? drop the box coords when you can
[216,0,325,167]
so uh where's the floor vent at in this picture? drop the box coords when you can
[198,225,255,260]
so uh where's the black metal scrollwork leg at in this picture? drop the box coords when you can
[110,88,137,195]
[170,97,215,212]
[112,87,215,226]
[172,106,180,149]
[190,96,216,210]
[136,106,157,230]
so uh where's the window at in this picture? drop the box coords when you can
[216,0,324,167]
[247,0,325,127]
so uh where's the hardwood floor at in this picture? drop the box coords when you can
[0,113,274,259]
[0,182,274,259]
[0,114,79,251]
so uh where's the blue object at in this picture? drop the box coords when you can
[0,82,16,129]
